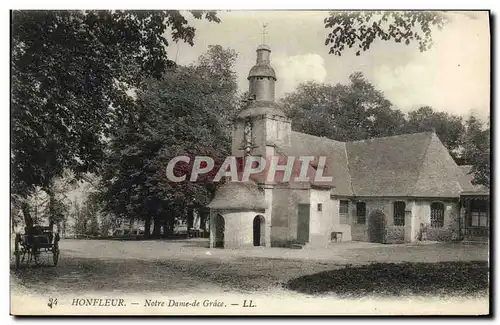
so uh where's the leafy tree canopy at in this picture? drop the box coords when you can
[99,46,239,236]
[462,115,490,188]
[281,72,489,187]
[281,73,406,141]
[11,10,219,200]
[405,106,465,161]
[324,11,449,56]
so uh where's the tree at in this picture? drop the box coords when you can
[462,114,490,188]
[98,214,115,237]
[99,46,238,237]
[280,73,487,169]
[324,11,449,56]
[281,72,406,141]
[44,189,69,232]
[11,10,220,229]
[461,114,485,164]
[404,106,465,161]
[71,201,86,237]
[468,128,490,188]
[194,45,240,130]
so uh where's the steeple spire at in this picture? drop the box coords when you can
[231,43,291,158]
[247,26,276,102]
[261,23,268,44]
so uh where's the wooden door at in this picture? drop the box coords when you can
[297,204,310,243]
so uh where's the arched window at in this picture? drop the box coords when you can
[430,202,445,228]
[393,201,406,226]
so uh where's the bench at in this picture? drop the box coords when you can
[330,231,343,242]
[188,229,206,238]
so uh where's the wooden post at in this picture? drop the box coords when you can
[209,209,214,248]
[466,198,472,238]
[187,207,194,237]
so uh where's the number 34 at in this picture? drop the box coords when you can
[48,298,58,309]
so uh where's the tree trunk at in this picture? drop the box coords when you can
[152,217,162,238]
[144,216,151,238]
[166,216,175,237]
[200,210,207,232]
[161,218,168,238]
[187,208,194,234]
[21,201,34,232]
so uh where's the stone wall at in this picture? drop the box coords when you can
[270,187,309,247]
[385,226,405,243]
[309,189,343,246]
[412,200,458,242]
[209,210,266,249]
[342,198,460,243]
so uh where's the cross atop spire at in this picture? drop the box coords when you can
[261,23,268,44]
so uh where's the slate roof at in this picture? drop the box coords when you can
[345,132,432,196]
[248,64,276,80]
[277,132,353,195]
[237,101,287,119]
[282,131,477,198]
[207,181,268,210]
[209,131,482,210]
[458,165,490,194]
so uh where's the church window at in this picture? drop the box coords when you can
[393,201,406,226]
[317,203,322,211]
[430,202,445,228]
[469,199,488,227]
[356,202,366,224]
[339,200,349,224]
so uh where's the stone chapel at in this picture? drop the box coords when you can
[207,44,490,249]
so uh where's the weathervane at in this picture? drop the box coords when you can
[261,23,268,44]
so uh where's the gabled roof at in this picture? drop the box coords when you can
[458,165,489,194]
[209,130,482,208]
[346,132,470,197]
[277,132,353,196]
[346,132,432,196]
[207,181,267,210]
[281,131,474,198]
[409,133,465,197]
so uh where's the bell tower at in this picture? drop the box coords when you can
[231,41,292,159]
[248,44,276,102]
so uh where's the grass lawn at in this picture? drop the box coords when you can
[11,239,490,297]
[285,261,489,297]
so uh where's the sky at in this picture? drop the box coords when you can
[169,10,490,119]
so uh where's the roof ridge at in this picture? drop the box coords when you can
[347,131,434,144]
[291,131,344,145]
[409,132,435,196]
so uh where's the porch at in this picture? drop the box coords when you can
[460,191,490,243]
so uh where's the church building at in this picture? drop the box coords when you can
[207,44,489,249]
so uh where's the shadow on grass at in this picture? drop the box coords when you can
[182,242,210,248]
[68,235,192,241]
[11,255,330,294]
[285,261,489,297]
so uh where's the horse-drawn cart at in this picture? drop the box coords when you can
[14,226,60,268]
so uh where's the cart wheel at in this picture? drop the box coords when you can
[14,236,20,269]
[53,245,59,266]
